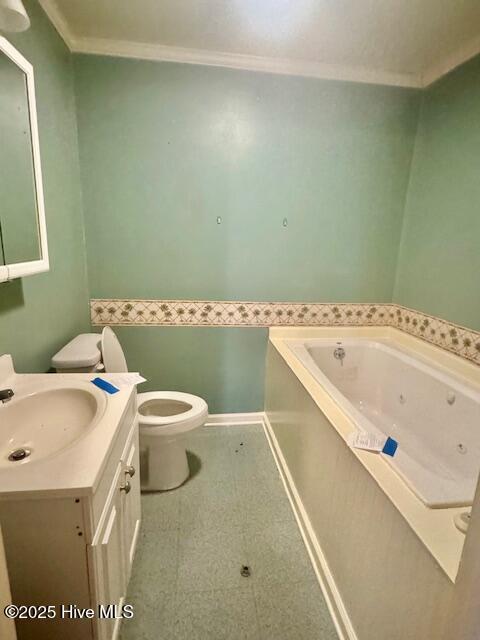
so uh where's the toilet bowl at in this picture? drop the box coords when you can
[51,328,208,491]
[138,391,208,490]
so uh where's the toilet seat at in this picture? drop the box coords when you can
[137,391,208,436]
[100,326,209,436]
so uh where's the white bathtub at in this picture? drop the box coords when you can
[288,338,480,508]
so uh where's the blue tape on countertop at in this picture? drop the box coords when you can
[91,377,119,394]
[382,437,398,457]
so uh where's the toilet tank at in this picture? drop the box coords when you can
[52,333,103,373]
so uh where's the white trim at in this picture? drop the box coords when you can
[129,518,141,566]
[37,0,75,49]
[0,37,49,283]
[262,412,358,640]
[205,412,265,426]
[38,0,480,89]
[421,35,480,87]
[69,36,421,88]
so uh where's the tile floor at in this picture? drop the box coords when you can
[120,424,339,640]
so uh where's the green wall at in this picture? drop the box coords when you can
[74,56,420,411]
[394,55,480,331]
[0,0,90,372]
[74,57,419,301]
[114,326,267,414]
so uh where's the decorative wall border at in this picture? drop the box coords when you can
[90,299,480,365]
[91,299,393,327]
[391,305,480,365]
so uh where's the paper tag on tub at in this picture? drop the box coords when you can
[106,373,147,387]
[348,432,386,453]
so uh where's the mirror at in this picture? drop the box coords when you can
[0,37,48,282]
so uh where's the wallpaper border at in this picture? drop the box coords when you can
[90,299,480,365]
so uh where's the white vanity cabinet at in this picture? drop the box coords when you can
[0,525,16,640]
[0,392,141,640]
[88,411,141,640]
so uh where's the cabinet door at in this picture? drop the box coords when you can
[121,423,141,581]
[0,525,16,640]
[88,463,126,640]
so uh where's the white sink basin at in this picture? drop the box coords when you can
[0,383,107,468]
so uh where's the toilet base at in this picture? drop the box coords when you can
[140,434,190,491]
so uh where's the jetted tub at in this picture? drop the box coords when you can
[288,338,480,508]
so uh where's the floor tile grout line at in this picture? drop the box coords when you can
[172,525,181,597]
[229,424,269,640]
[248,578,264,640]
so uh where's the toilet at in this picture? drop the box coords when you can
[52,327,208,491]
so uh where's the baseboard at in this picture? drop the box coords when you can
[262,413,358,640]
[205,412,265,426]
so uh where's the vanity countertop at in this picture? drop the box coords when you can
[0,355,137,499]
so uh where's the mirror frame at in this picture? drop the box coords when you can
[0,36,49,283]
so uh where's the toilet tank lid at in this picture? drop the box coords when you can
[52,334,102,368]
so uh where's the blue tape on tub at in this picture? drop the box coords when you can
[382,437,398,457]
[91,377,119,394]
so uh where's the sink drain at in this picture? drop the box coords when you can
[8,448,31,462]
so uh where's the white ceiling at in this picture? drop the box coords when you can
[39,0,480,88]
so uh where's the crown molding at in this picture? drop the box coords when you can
[420,35,480,87]
[38,0,75,48]
[69,36,422,88]
[38,0,480,89]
